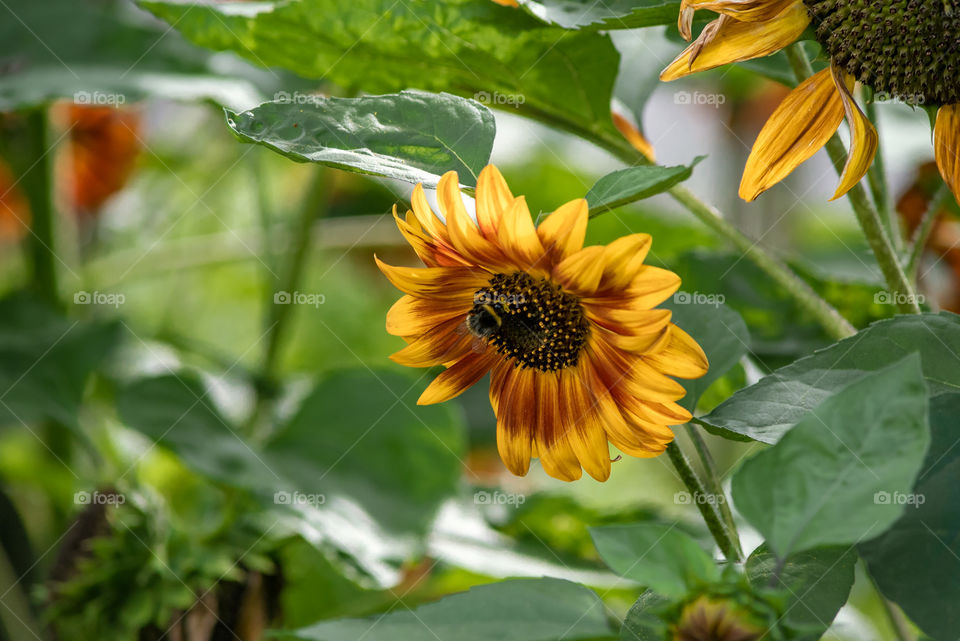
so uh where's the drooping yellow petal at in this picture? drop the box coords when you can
[684,0,799,23]
[660,2,809,81]
[739,68,844,201]
[536,197,588,264]
[830,66,878,201]
[934,104,960,206]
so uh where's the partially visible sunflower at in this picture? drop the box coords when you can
[376,166,708,482]
[661,0,960,204]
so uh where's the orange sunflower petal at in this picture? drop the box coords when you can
[385,294,470,337]
[684,0,800,23]
[536,197,588,265]
[554,245,606,294]
[389,317,472,367]
[437,171,508,265]
[830,66,878,201]
[499,196,547,269]
[739,67,845,201]
[494,365,534,476]
[660,2,809,81]
[597,233,653,291]
[533,372,583,482]
[934,104,960,205]
[644,325,710,378]
[560,367,611,481]
[375,258,487,298]
[419,349,499,405]
[475,165,514,241]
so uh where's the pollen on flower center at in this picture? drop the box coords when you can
[468,271,589,372]
[803,0,960,105]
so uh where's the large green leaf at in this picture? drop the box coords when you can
[279,578,614,641]
[139,0,624,146]
[731,356,930,559]
[0,294,120,430]
[226,91,495,188]
[703,312,960,443]
[0,0,264,110]
[663,299,749,413]
[860,393,960,641]
[590,523,719,598]
[586,158,703,217]
[117,367,465,538]
[745,544,856,636]
[517,0,683,30]
[619,591,673,641]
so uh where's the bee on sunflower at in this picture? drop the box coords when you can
[376,166,708,482]
[661,0,960,204]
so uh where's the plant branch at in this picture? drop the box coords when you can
[684,425,740,554]
[864,100,898,250]
[905,183,951,283]
[666,441,743,563]
[784,44,919,314]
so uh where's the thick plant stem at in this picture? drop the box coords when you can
[668,185,856,339]
[864,100,898,249]
[17,110,59,306]
[784,44,920,314]
[666,441,743,563]
[684,425,740,555]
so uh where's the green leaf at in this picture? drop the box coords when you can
[619,591,672,641]
[139,0,624,148]
[745,543,856,635]
[117,367,465,538]
[590,523,719,598]
[703,312,960,443]
[860,393,960,641]
[586,158,703,217]
[0,294,120,430]
[226,91,495,188]
[731,355,930,559]
[0,0,264,110]
[516,0,683,30]
[663,298,749,413]
[278,578,614,641]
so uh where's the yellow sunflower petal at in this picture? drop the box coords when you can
[395,209,469,268]
[644,325,710,378]
[585,306,673,335]
[536,197,588,264]
[554,245,606,294]
[499,196,547,269]
[375,258,487,298]
[475,165,514,241]
[685,0,800,22]
[739,67,845,201]
[561,368,611,482]
[830,66,879,201]
[389,317,472,367]
[494,365,534,476]
[437,171,508,265]
[385,294,470,337]
[612,112,656,162]
[598,233,653,291]
[419,349,499,405]
[533,371,583,482]
[660,2,809,81]
[935,104,960,205]
[410,183,450,243]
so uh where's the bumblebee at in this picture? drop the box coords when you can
[459,303,503,353]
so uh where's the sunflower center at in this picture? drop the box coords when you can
[468,271,589,372]
[802,0,960,105]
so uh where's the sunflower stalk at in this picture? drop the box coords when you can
[905,183,952,283]
[666,441,743,563]
[590,133,856,340]
[785,44,920,314]
[864,100,898,249]
[684,425,740,550]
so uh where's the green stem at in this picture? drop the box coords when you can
[905,183,951,283]
[0,541,44,641]
[864,100,898,250]
[666,441,742,563]
[684,425,741,557]
[868,573,915,641]
[784,44,919,314]
[246,168,331,436]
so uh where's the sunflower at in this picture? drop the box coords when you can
[660,0,960,204]
[376,166,708,482]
